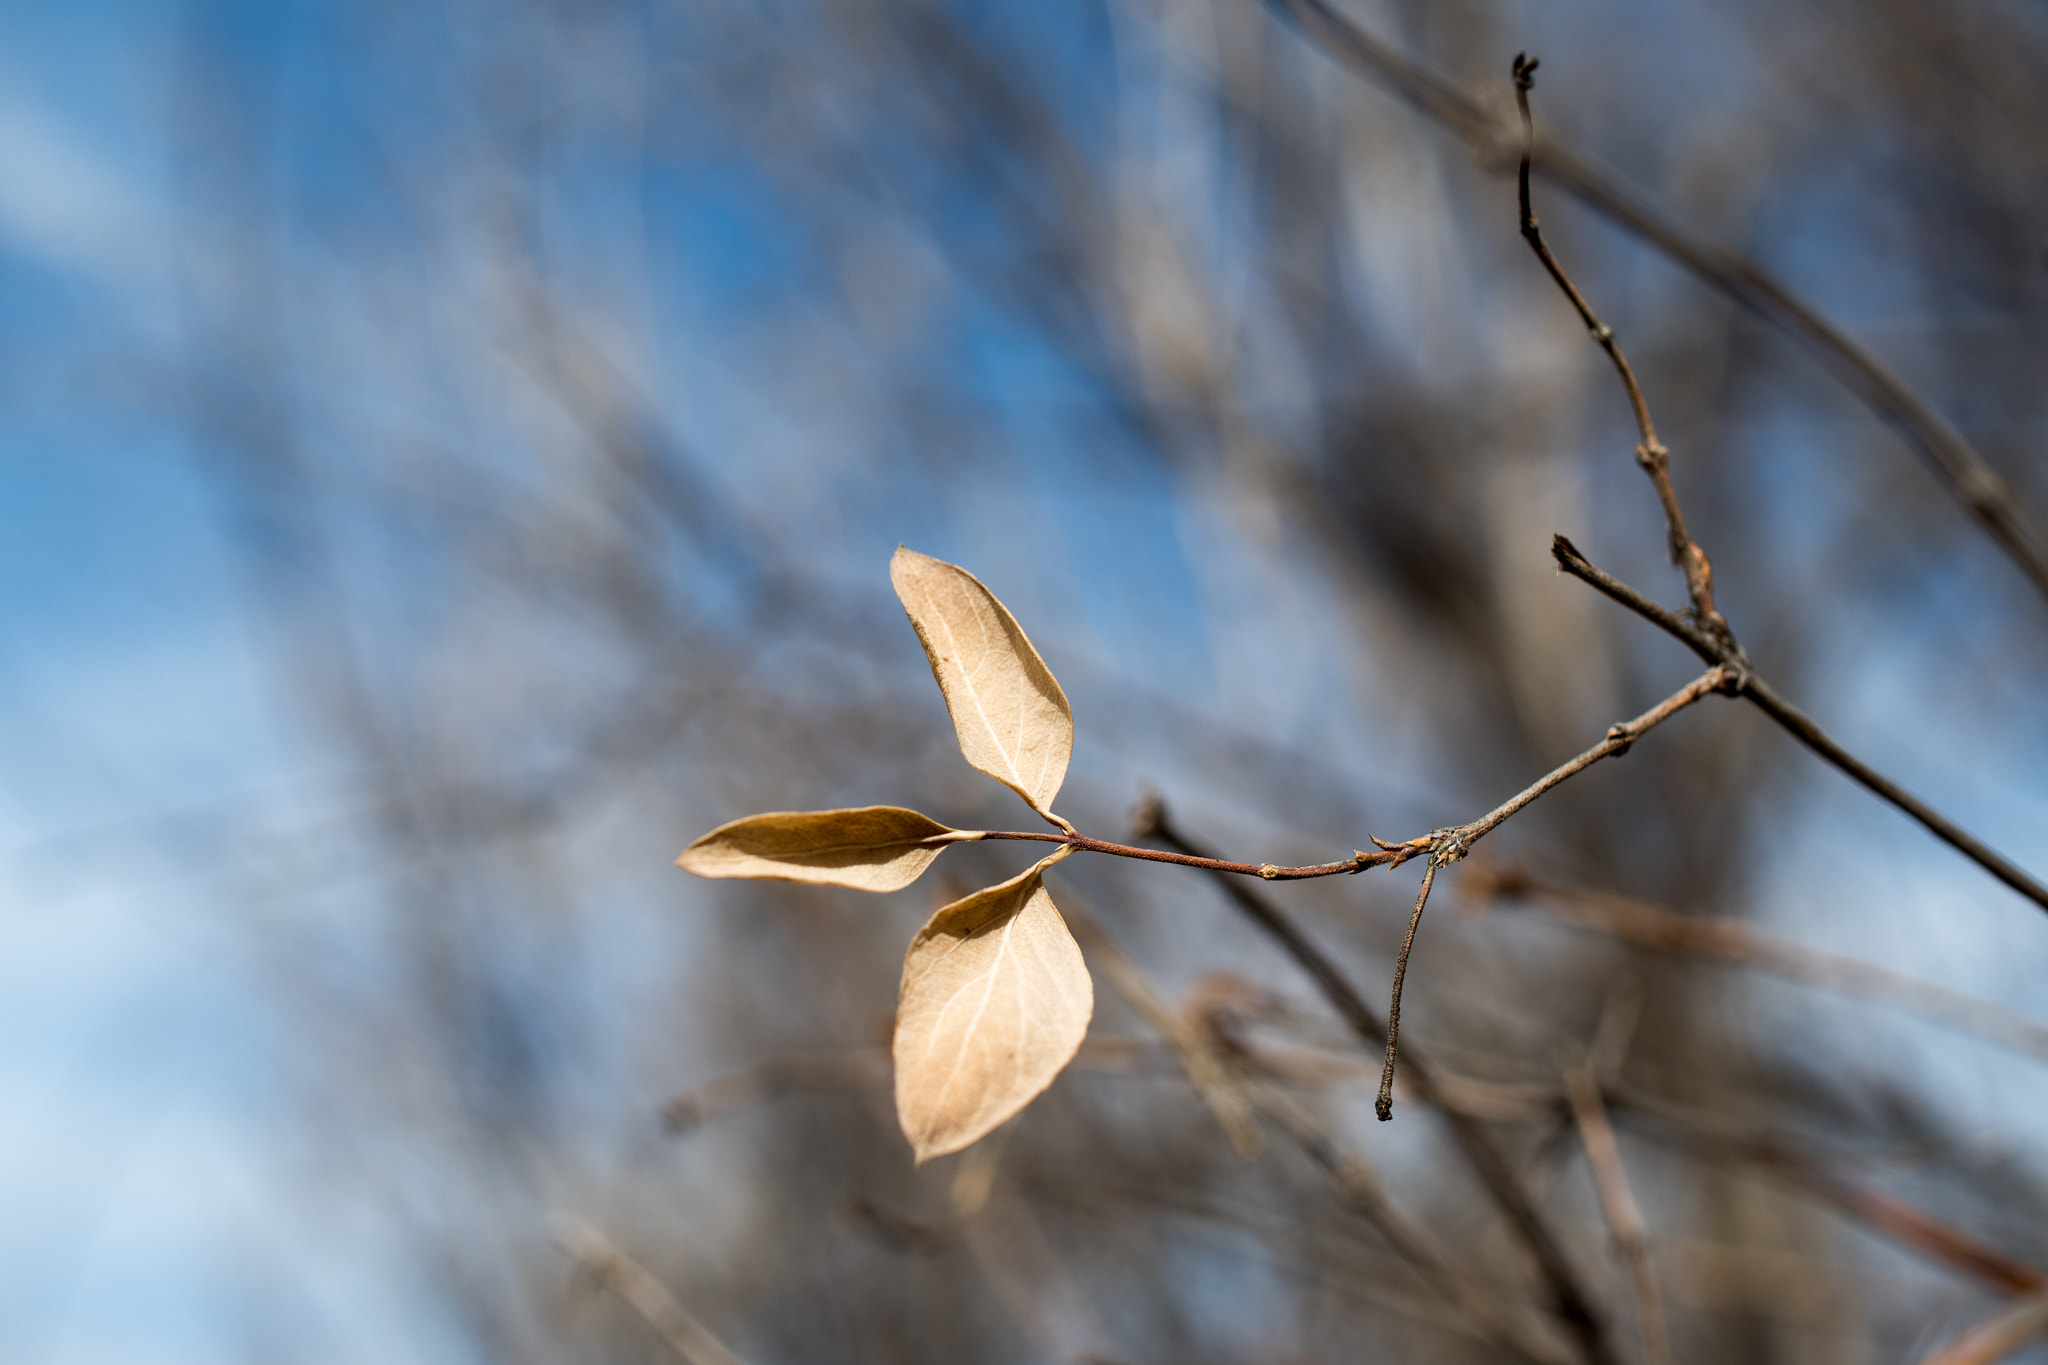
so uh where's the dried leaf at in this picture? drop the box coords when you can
[894,851,1092,1162]
[678,807,982,892]
[890,547,1073,824]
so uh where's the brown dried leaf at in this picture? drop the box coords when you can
[677,806,982,892]
[890,547,1073,824]
[894,850,1092,1162]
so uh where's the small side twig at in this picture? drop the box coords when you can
[1435,667,1736,859]
[1511,68,2047,916]
[1138,799,1621,1365]
[980,828,1395,880]
[1562,1063,1672,1365]
[1268,0,2048,608]
[1375,665,1732,1120]
[1376,860,1439,1121]
[1551,536,2048,914]
[1513,54,1720,640]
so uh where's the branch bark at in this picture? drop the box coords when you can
[1136,798,1621,1365]
[1265,0,2048,608]
[1552,537,2048,914]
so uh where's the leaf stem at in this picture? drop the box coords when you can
[977,829,1401,879]
[982,665,1733,890]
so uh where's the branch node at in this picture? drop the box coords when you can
[1257,863,1280,880]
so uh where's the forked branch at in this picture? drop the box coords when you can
[1513,53,1720,639]
[1512,64,2048,917]
[1137,799,1619,1365]
[1268,0,2048,608]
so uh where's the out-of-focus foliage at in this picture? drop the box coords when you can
[43,0,2048,1359]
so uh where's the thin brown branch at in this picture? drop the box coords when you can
[1375,860,1439,1121]
[1136,799,1621,1365]
[1264,0,2048,608]
[1486,873,2048,1065]
[989,665,1729,904]
[1437,666,1736,859]
[1551,536,1724,665]
[1512,55,1719,634]
[1514,47,2048,914]
[556,1220,749,1365]
[980,828,1393,879]
[1370,666,1728,1118]
[1916,1294,2048,1365]
[1552,536,2048,914]
[1563,1063,1672,1365]
[1736,674,2048,913]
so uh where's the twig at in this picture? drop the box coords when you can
[1434,667,1736,859]
[1136,799,1621,1365]
[1375,860,1439,1121]
[986,665,1728,906]
[1484,872,2048,1066]
[1370,665,1730,1120]
[981,828,1394,880]
[1916,1293,2048,1365]
[1551,537,2048,914]
[1263,0,2048,608]
[1512,54,1718,638]
[1503,69,2048,916]
[1549,536,1724,664]
[556,1220,749,1365]
[1563,1063,1673,1365]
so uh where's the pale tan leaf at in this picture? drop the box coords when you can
[677,807,982,892]
[894,850,1092,1162]
[890,547,1074,824]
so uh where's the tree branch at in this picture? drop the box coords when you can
[1497,63,2048,915]
[1513,54,1721,637]
[1264,0,2048,608]
[1136,798,1621,1365]
[1375,861,1439,1121]
[1552,537,2048,914]
[986,666,1731,901]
